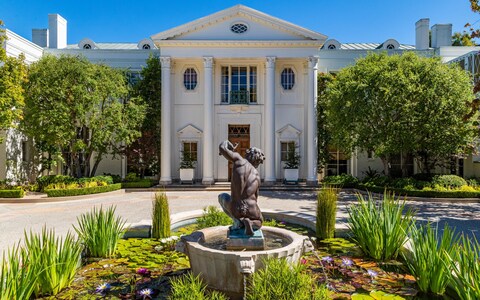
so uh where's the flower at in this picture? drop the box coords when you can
[367,269,378,278]
[138,288,154,299]
[136,267,151,277]
[321,256,333,263]
[171,235,180,241]
[160,238,167,243]
[300,258,307,265]
[341,258,354,267]
[95,283,111,295]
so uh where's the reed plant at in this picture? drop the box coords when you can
[446,235,480,300]
[152,192,171,239]
[347,192,415,261]
[316,186,339,239]
[169,272,228,300]
[402,223,457,295]
[24,227,82,296]
[0,244,36,300]
[74,205,126,258]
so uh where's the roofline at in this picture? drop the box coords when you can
[151,4,327,41]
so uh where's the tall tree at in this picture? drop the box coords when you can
[0,20,28,143]
[317,72,335,170]
[465,0,480,41]
[23,55,146,177]
[325,52,476,176]
[452,31,476,46]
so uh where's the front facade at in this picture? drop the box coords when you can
[3,5,480,183]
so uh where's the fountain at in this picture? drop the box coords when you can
[175,141,313,298]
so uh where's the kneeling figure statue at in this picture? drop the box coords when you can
[218,140,265,236]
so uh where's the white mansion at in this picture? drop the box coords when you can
[2,5,480,183]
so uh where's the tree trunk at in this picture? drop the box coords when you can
[380,155,390,177]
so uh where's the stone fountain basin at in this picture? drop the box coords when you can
[175,225,313,296]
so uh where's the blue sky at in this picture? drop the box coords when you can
[1,0,478,45]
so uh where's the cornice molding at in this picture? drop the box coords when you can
[155,40,323,48]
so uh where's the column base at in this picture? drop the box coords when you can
[202,178,215,185]
[159,178,172,185]
[306,180,318,186]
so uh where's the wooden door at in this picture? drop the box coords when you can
[228,125,250,181]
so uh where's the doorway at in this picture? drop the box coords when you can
[227,124,250,181]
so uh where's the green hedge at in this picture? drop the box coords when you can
[121,180,155,188]
[45,183,122,197]
[0,189,25,198]
[357,184,480,199]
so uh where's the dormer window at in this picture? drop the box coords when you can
[83,44,92,49]
[327,44,336,50]
[230,23,248,34]
[142,44,151,50]
[386,44,395,50]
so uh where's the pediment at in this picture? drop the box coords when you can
[151,5,327,42]
[177,124,202,138]
[277,124,301,139]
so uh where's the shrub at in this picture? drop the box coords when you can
[446,235,480,300]
[169,272,228,300]
[322,174,359,188]
[0,244,36,300]
[432,175,467,189]
[246,257,327,300]
[45,183,121,197]
[347,192,415,261]
[125,172,139,182]
[74,206,126,258]
[402,223,457,295]
[390,177,417,189]
[196,206,231,229]
[0,189,24,198]
[152,192,170,239]
[37,175,75,192]
[363,175,390,187]
[24,227,82,297]
[103,173,122,183]
[357,184,480,198]
[122,179,155,188]
[316,186,338,240]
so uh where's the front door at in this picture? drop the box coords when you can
[227,125,250,181]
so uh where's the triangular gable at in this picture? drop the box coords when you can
[177,124,203,139]
[276,124,301,139]
[151,5,327,42]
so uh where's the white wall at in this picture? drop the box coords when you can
[5,30,43,64]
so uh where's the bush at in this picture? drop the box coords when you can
[362,175,391,187]
[169,272,228,300]
[24,227,81,297]
[402,223,457,295]
[0,244,36,300]
[432,175,467,189]
[125,172,139,182]
[122,179,155,188]
[347,192,415,261]
[152,192,170,239]
[37,175,75,192]
[103,173,122,183]
[196,206,231,229]
[0,189,24,198]
[45,183,121,197]
[322,174,359,188]
[316,186,338,240]
[357,184,480,198]
[74,206,126,258]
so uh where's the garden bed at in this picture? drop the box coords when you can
[45,183,122,197]
[356,184,480,198]
[0,189,24,198]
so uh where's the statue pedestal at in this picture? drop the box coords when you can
[226,228,266,251]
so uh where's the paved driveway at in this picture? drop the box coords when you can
[0,190,479,254]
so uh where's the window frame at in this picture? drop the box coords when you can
[326,147,349,176]
[183,67,198,91]
[221,65,257,104]
[280,67,296,91]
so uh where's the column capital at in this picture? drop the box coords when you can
[307,56,319,69]
[160,56,171,68]
[266,56,276,68]
[203,56,214,68]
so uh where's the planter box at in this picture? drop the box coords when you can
[284,168,299,183]
[180,168,195,184]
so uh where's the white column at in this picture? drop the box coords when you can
[307,56,319,185]
[264,56,276,184]
[202,57,215,185]
[159,56,172,185]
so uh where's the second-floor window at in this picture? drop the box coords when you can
[221,66,257,104]
[184,68,197,90]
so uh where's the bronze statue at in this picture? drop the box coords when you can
[218,140,265,236]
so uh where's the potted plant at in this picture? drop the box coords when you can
[179,150,196,184]
[283,145,300,183]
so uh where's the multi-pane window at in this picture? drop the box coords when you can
[326,147,349,176]
[281,68,295,90]
[221,66,257,103]
[389,152,414,177]
[182,142,198,161]
[450,157,464,177]
[281,142,296,161]
[183,68,197,90]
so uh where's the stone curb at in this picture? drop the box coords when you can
[350,188,480,203]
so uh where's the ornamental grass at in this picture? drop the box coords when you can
[316,186,339,239]
[152,192,171,239]
[0,244,36,300]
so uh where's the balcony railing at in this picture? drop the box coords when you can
[229,90,249,104]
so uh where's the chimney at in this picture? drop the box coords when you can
[415,18,429,50]
[32,28,49,48]
[431,23,452,48]
[48,14,67,49]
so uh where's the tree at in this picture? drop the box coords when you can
[126,54,162,177]
[452,31,476,46]
[325,52,476,176]
[465,1,480,42]
[317,72,335,170]
[0,20,28,143]
[23,55,146,177]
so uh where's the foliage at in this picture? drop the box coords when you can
[246,257,325,300]
[325,52,476,175]
[446,234,480,300]
[0,244,36,300]
[103,173,122,183]
[316,186,338,239]
[45,183,121,197]
[401,223,457,295]
[357,184,480,198]
[196,206,232,229]
[24,227,82,296]
[180,150,196,169]
[23,54,146,177]
[0,20,28,143]
[169,272,228,300]
[284,144,301,169]
[431,174,467,189]
[37,175,75,192]
[152,192,171,239]
[322,174,359,188]
[317,72,335,169]
[452,31,476,46]
[121,179,155,188]
[74,206,126,258]
[347,193,415,260]
[465,1,480,41]
[0,189,24,198]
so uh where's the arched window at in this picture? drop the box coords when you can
[281,68,295,90]
[327,44,336,49]
[183,68,197,90]
[386,44,395,50]
[142,44,151,50]
[83,44,92,49]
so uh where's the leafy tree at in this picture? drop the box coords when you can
[467,0,480,39]
[0,20,28,143]
[325,52,476,176]
[317,72,335,170]
[23,55,146,177]
[127,54,162,177]
[452,31,476,46]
